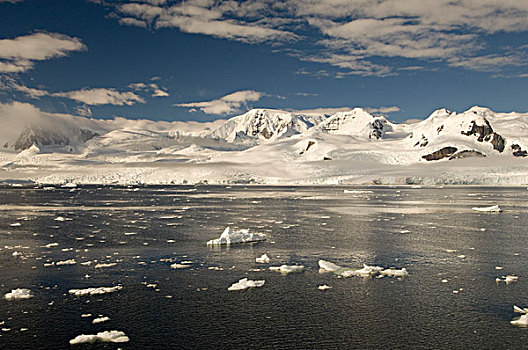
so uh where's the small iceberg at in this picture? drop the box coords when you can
[496,275,518,284]
[69,330,129,344]
[318,285,332,291]
[4,288,33,301]
[68,286,122,296]
[207,227,266,246]
[339,265,384,278]
[92,316,110,324]
[511,306,528,327]
[269,265,305,274]
[472,205,502,212]
[380,268,409,277]
[228,278,265,291]
[318,260,342,272]
[256,253,270,263]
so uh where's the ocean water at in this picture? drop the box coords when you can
[1,185,528,349]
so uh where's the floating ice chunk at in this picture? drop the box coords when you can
[61,183,77,188]
[495,266,504,270]
[472,205,502,212]
[269,265,304,274]
[9,222,21,227]
[4,288,33,300]
[511,314,528,327]
[344,190,373,194]
[42,243,59,248]
[228,278,265,291]
[318,285,332,290]
[68,286,122,296]
[170,263,190,269]
[256,254,270,264]
[514,305,528,314]
[206,227,266,246]
[318,260,342,272]
[94,263,117,269]
[381,268,409,277]
[55,216,66,222]
[55,259,77,266]
[496,275,518,284]
[92,316,110,324]
[340,265,384,278]
[69,330,129,344]
[457,255,466,259]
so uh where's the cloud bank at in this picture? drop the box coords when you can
[175,90,264,115]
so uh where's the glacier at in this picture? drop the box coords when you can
[2,102,528,185]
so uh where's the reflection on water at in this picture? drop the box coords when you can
[1,185,528,348]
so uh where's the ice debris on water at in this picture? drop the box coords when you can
[94,263,117,269]
[207,226,266,246]
[68,286,123,296]
[511,306,528,327]
[228,278,265,291]
[256,253,270,263]
[318,260,408,278]
[269,265,304,274]
[496,275,518,284]
[69,330,129,344]
[4,288,33,300]
[92,316,110,324]
[318,285,332,290]
[472,205,502,212]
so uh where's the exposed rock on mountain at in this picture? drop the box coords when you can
[422,147,458,161]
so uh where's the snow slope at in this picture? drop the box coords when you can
[2,101,528,185]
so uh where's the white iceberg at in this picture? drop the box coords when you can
[94,263,117,269]
[4,288,33,300]
[318,260,342,272]
[68,286,122,296]
[380,268,409,277]
[256,253,270,263]
[340,265,384,278]
[472,205,502,212]
[170,263,191,269]
[92,316,110,324]
[511,306,528,327]
[69,330,129,344]
[496,275,518,284]
[227,278,265,291]
[207,227,266,246]
[55,259,77,266]
[318,285,332,290]
[269,265,304,274]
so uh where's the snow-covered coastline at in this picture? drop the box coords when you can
[2,102,528,186]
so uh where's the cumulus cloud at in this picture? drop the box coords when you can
[100,0,528,76]
[128,81,169,97]
[365,106,401,114]
[175,90,264,115]
[54,88,145,106]
[0,32,86,73]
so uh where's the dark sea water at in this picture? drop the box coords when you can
[1,185,528,349]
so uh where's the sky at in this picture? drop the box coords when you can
[1,0,528,123]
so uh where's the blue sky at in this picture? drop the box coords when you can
[1,0,528,123]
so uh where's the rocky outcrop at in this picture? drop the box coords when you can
[422,147,458,161]
[511,144,528,157]
[461,118,505,152]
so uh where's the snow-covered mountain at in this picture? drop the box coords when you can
[2,101,528,185]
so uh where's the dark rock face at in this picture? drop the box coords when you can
[12,126,99,151]
[449,150,485,160]
[461,118,505,152]
[414,134,428,147]
[511,144,528,157]
[369,119,384,140]
[300,141,316,155]
[422,146,458,161]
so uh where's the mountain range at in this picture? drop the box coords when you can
[1,102,528,185]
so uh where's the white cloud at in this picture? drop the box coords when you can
[128,81,169,97]
[296,92,319,97]
[0,32,86,73]
[152,88,169,97]
[175,90,264,115]
[54,88,145,106]
[102,0,528,76]
[365,106,401,114]
[76,104,92,116]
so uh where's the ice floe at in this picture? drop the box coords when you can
[170,263,191,269]
[511,306,528,327]
[94,263,117,269]
[269,265,305,274]
[472,205,502,212]
[206,226,266,246]
[68,286,123,296]
[496,275,518,284]
[318,285,332,290]
[69,330,129,344]
[92,316,110,324]
[4,288,33,300]
[318,260,408,278]
[256,253,270,263]
[227,278,265,291]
